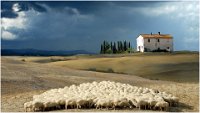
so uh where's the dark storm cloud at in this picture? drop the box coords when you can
[1,1,145,18]
[1,10,18,18]
[1,2,17,18]
[1,1,106,18]
[38,1,111,14]
[1,1,160,18]
[1,1,47,18]
[1,1,13,10]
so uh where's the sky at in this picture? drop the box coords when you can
[1,1,199,53]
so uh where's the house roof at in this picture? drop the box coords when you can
[140,34,173,39]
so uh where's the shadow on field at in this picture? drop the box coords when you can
[169,102,193,112]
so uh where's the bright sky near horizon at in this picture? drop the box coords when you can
[1,1,199,52]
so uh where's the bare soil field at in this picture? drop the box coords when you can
[1,53,199,112]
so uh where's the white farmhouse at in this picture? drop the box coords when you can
[136,32,173,52]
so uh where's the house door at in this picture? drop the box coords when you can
[138,46,141,52]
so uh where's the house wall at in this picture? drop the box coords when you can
[144,38,173,52]
[136,35,144,52]
[136,35,173,52]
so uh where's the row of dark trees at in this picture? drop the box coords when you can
[100,40,132,54]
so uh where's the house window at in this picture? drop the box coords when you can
[148,39,150,42]
[157,39,160,42]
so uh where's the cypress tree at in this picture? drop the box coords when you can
[100,44,102,53]
[120,41,123,52]
[100,44,103,54]
[112,42,116,54]
[124,40,127,51]
[110,42,113,50]
[117,41,120,52]
[106,41,110,52]
[103,40,106,54]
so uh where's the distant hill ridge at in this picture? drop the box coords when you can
[1,49,94,56]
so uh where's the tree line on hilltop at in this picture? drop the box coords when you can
[100,40,134,54]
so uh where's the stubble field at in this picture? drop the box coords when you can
[1,53,199,112]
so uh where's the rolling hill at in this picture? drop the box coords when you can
[1,49,94,56]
